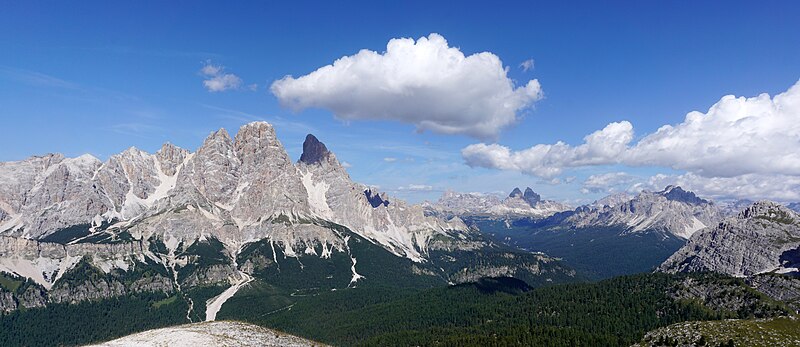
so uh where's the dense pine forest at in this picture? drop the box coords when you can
[217,273,789,346]
[1,269,793,346]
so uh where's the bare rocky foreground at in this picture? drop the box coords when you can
[86,321,327,347]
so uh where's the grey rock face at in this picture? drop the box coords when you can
[179,264,238,288]
[669,276,783,315]
[231,122,311,222]
[156,143,189,176]
[177,128,240,205]
[659,201,800,276]
[0,153,64,220]
[747,273,800,312]
[6,154,110,238]
[49,277,127,305]
[19,285,47,308]
[130,275,175,294]
[0,290,16,312]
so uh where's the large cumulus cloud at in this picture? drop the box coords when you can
[464,80,800,180]
[271,33,542,140]
[462,121,633,178]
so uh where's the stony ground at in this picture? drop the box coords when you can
[87,321,328,347]
[633,317,800,347]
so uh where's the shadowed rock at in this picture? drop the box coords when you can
[365,189,389,208]
[299,134,330,165]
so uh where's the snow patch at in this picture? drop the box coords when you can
[678,216,707,239]
[0,255,82,290]
[205,272,252,321]
[300,171,334,219]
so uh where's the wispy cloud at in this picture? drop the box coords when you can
[109,123,165,138]
[0,66,81,89]
[70,45,222,59]
[200,104,317,134]
[519,59,535,72]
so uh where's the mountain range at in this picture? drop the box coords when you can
[0,122,575,316]
[2,122,800,346]
[424,187,572,218]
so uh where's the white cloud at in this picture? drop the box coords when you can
[582,172,637,193]
[632,173,800,202]
[270,33,543,140]
[519,59,534,72]
[200,64,222,76]
[625,81,800,177]
[383,157,398,162]
[398,184,434,191]
[462,121,633,178]
[463,80,800,179]
[200,62,247,92]
[341,161,352,168]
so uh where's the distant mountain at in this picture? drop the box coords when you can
[468,186,724,279]
[0,122,576,317]
[788,202,800,213]
[660,201,800,277]
[563,185,723,239]
[424,187,572,218]
[719,199,756,216]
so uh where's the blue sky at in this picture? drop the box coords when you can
[2,1,800,204]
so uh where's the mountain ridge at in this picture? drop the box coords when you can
[0,122,576,315]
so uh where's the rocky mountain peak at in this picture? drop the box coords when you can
[233,122,276,148]
[508,187,542,207]
[233,121,288,172]
[156,142,188,176]
[658,185,707,205]
[183,128,239,203]
[299,134,331,165]
[737,201,798,223]
[202,128,234,149]
[523,187,541,205]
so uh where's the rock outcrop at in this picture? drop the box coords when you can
[659,201,800,276]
